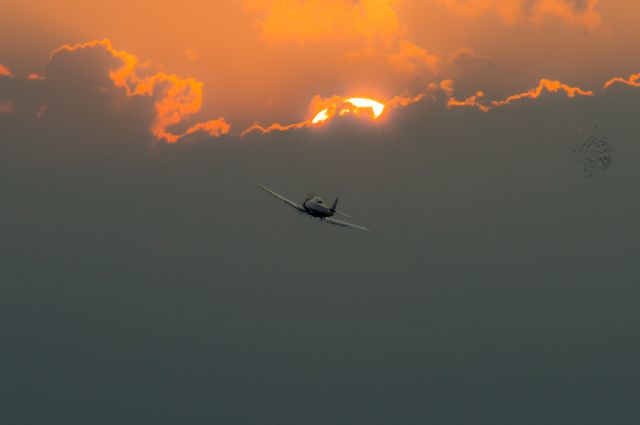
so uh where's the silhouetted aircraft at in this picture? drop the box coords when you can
[258,185,370,231]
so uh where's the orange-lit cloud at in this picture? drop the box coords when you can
[241,74,605,136]
[448,91,489,112]
[50,39,138,91]
[439,0,601,30]
[0,66,45,81]
[437,79,456,97]
[387,92,427,109]
[50,39,229,143]
[448,47,480,63]
[436,79,488,111]
[491,79,593,106]
[246,0,400,44]
[7,36,638,142]
[127,72,229,143]
[604,72,640,89]
[241,121,309,136]
[177,119,231,139]
[387,40,441,78]
[389,76,596,116]
[0,64,14,78]
[431,78,594,113]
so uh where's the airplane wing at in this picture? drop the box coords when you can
[326,217,371,232]
[334,210,355,220]
[258,185,306,212]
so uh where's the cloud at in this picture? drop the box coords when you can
[529,0,601,29]
[387,92,427,109]
[448,47,484,64]
[491,78,594,106]
[49,39,229,143]
[241,72,625,136]
[439,0,602,30]
[244,75,592,136]
[448,90,489,111]
[241,121,309,136]
[0,64,14,78]
[240,94,341,136]
[425,73,620,114]
[3,38,635,145]
[433,78,593,111]
[440,80,490,112]
[387,40,442,79]
[0,65,16,114]
[604,72,640,89]
[126,72,229,143]
[245,0,400,44]
[384,43,497,96]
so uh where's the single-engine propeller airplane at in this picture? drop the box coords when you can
[258,185,371,232]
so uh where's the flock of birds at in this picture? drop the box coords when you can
[568,127,614,177]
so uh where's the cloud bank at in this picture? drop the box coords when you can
[439,0,602,30]
[2,38,638,144]
[49,39,229,143]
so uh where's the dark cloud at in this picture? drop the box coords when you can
[446,47,500,98]
[0,45,155,158]
[1,45,640,424]
[440,0,602,30]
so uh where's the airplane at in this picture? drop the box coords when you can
[258,185,371,232]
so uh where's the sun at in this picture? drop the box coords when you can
[311,96,386,125]
[344,97,385,118]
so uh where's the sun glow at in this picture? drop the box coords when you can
[344,97,385,118]
[245,95,388,136]
[312,107,330,124]
[310,96,386,126]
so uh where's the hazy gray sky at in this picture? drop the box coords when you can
[1,2,639,423]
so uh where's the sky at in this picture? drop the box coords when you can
[1,1,640,424]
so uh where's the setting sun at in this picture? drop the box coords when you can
[344,97,385,118]
[310,96,386,127]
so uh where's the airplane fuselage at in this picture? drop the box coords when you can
[302,197,334,218]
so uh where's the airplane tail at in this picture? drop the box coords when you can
[330,198,355,219]
[330,198,339,213]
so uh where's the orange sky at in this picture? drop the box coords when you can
[1,0,639,141]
